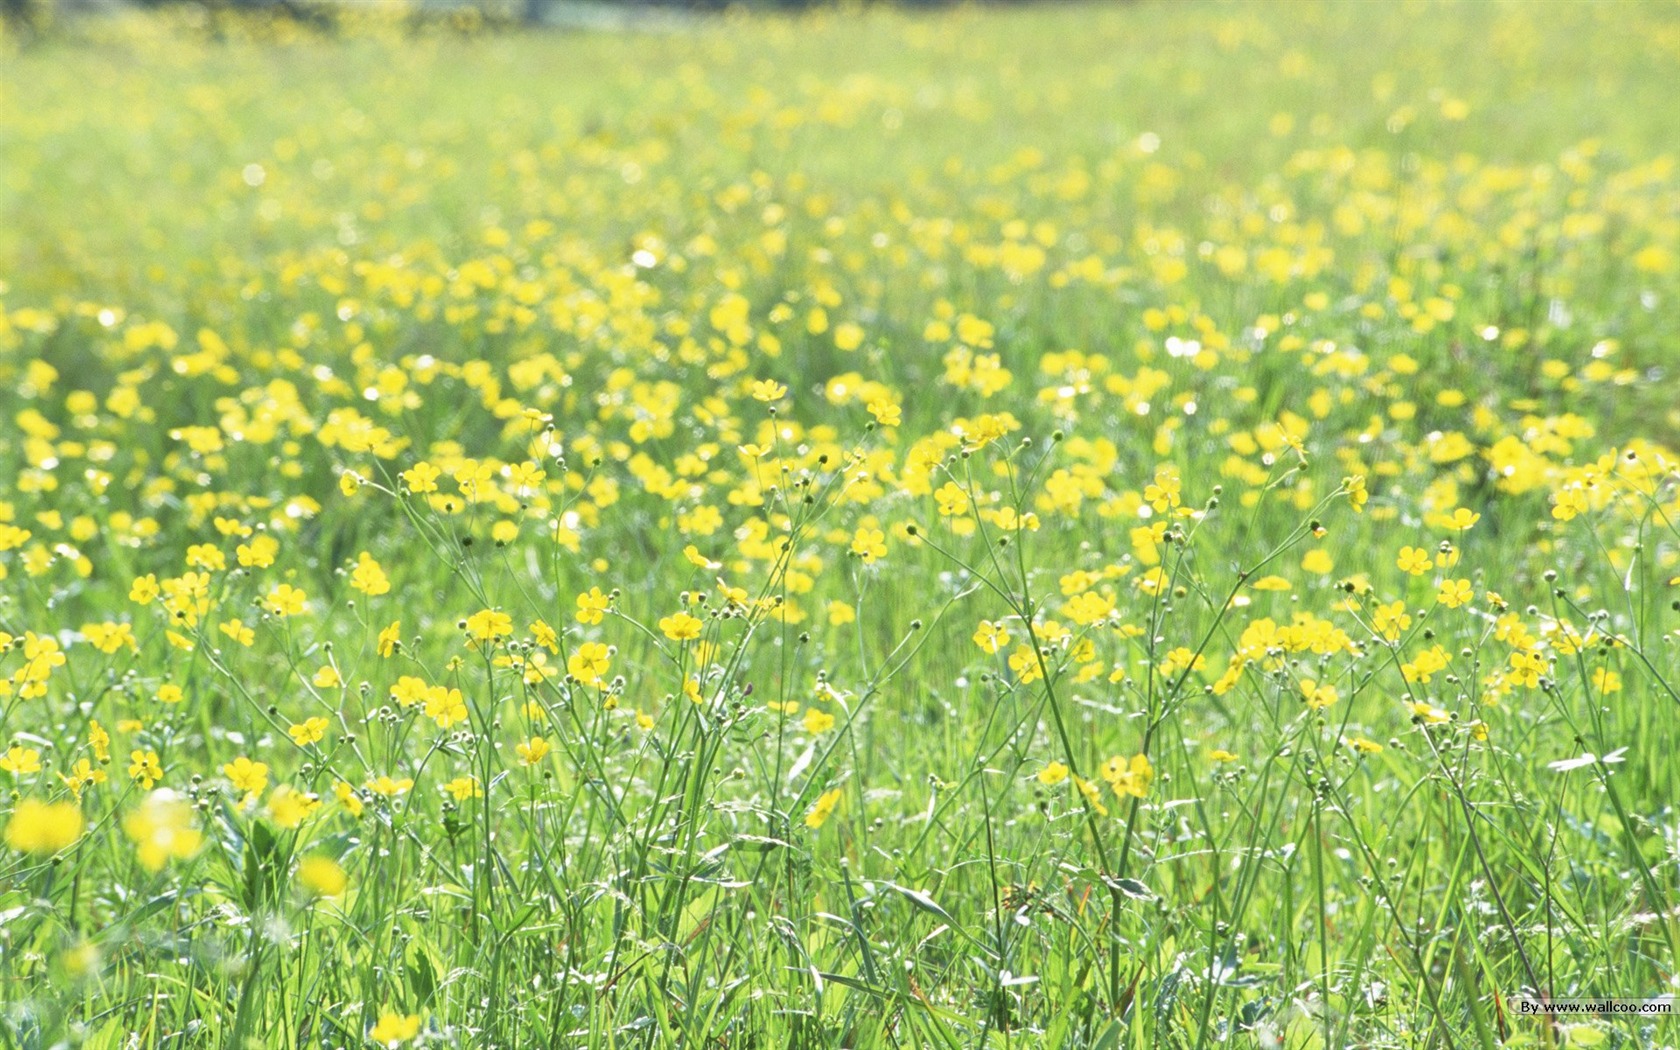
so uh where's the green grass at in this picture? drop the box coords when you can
[3,2,1680,1048]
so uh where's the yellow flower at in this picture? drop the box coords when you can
[1552,488,1589,521]
[400,461,441,493]
[1299,679,1338,709]
[1371,600,1412,642]
[683,545,721,570]
[1395,546,1433,576]
[350,552,390,596]
[297,855,347,898]
[1444,507,1480,530]
[288,717,330,747]
[835,321,865,351]
[849,526,887,562]
[1072,775,1109,817]
[58,758,106,799]
[1036,761,1069,786]
[5,799,82,854]
[311,665,342,689]
[575,586,610,625]
[1102,753,1154,799]
[370,1011,421,1046]
[366,775,414,797]
[268,785,321,828]
[1509,649,1546,688]
[464,608,513,643]
[567,642,611,686]
[1007,645,1043,683]
[972,620,1010,654]
[530,619,559,653]
[378,620,402,657]
[802,708,836,734]
[82,621,138,654]
[1408,701,1451,725]
[443,776,482,801]
[750,379,787,402]
[1342,474,1368,514]
[223,756,270,796]
[236,534,279,569]
[220,619,255,646]
[0,523,29,552]
[334,781,365,818]
[804,787,843,829]
[1064,591,1115,626]
[129,749,163,789]
[658,611,703,641]
[0,746,42,776]
[228,530,273,564]
[1143,465,1182,512]
[424,686,468,728]
[516,736,551,766]
[129,574,160,604]
[123,791,202,871]
[184,543,225,572]
[265,584,307,617]
[867,399,901,427]
[1436,579,1473,609]
[390,676,427,707]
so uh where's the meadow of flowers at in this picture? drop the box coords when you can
[2,1,1680,1046]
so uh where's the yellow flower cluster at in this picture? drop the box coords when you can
[1,1,1678,1042]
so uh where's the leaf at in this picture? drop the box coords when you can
[1090,1019,1123,1050]
[1154,966,1183,1024]
[886,882,959,926]
[1549,754,1598,772]
[407,944,438,1008]
[1103,876,1154,901]
[817,970,882,996]
[785,743,816,785]
[733,834,793,852]
[884,882,997,959]
[242,819,280,913]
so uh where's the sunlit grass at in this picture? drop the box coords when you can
[3,2,1680,1047]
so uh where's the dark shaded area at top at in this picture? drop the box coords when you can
[1,0,1068,33]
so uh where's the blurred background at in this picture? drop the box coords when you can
[4,0,1031,35]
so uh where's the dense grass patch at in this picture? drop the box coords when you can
[3,2,1680,1047]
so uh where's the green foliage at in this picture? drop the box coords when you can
[2,3,1680,1048]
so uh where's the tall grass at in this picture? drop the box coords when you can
[2,2,1680,1048]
